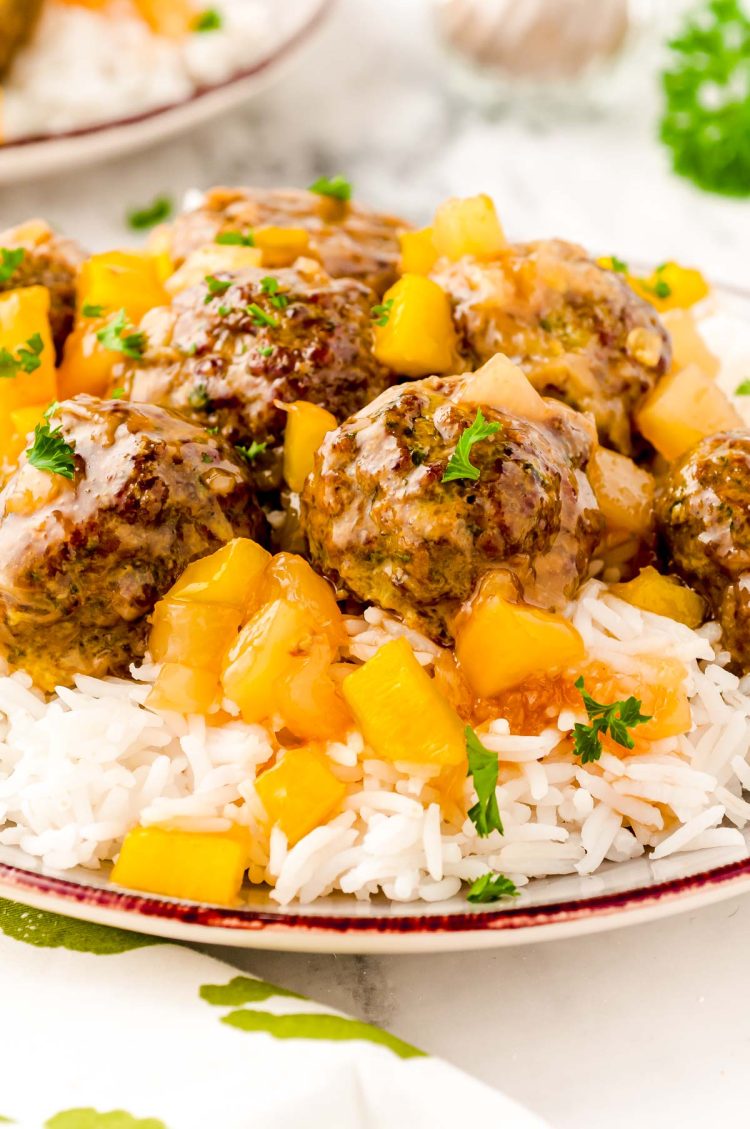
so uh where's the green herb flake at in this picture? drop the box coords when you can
[466,726,503,838]
[260,276,289,310]
[735,379,750,395]
[258,345,275,358]
[0,247,24,283]
[194,8,222,31]
[0,332,45,379]
[126,195,173,231]
[110,387,125,400]
[246,302,278,329]
[572,677,652,764]
[96,309,147,359]
[308,175,352,202]
[82,303,106,319]
[26,409,75,480]
[235,439,268,462]
[610,255,629,274]
[188,382,211,411]
[371,298,394,327]
[204,274,232,304]
[467,873,519,903]
[442,408,500,484]
[216,230,255,247]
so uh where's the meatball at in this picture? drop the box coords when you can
[0,219,85,358]
[168,186,409,295]
[301,376,602,643]
[433,240,671,455]
[656,431,750,670]
[0,0,42,77]
[0,396,266,690]
[122,261,393,450]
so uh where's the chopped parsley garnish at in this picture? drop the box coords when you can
[466,726,503,838]
[126,195,174,231]
[441,408,500,483]
[642,267,673,300]
[110,387,125,399]
[467,873,519,904]
[82,303,106,319]
[204,274,232,303]
[572,677,652,764]
[308,175,352,202]
[660,0,750,197]
[0,333,45,379]
[27,405,75,480]
[371,298,394,327]
[0,247,24,283]
[258,345,275,358]
[216,230,255,247]
[188,382,211,411]
[201,452,214,463]
[735,379,750,395]
[260,276,289,310]
[235,439,268,462]
[610,255,629,274]
[96,309,147,359]
[246,302,278,329]
[194,8,222,31]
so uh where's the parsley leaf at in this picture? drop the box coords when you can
[246,302,278,329]
[194,8,222,31]
[258,345,275,358]
[735,379,750,395]
[82,302,106,318]
[0,333,45,378]
[610,255,629,274]
[260,276,289,310]
[467,873,519,903]
[236,439,268,462]
[0,247,24,283]
[371,298,394,327]
[204,274,232,303]
[96,309,147,359]
[216,230,255,247]
[188,382,211,411]
[110,387,125,400]
[572,677,652,764]
[26,409,75,480]
[442,408,500,484]
[126,195,173,231]
[466,726,503,838]
[309,175,352,202]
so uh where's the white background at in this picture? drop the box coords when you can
[0,2,748,1126]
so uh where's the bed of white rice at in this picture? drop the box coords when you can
[1,0,282,142]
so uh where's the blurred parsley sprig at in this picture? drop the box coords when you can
[660,0,750,197]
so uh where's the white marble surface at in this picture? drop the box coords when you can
[1,2,749,1125]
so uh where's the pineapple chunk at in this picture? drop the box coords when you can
[630,262,710,312]
[399,227,438,275]
[147,663,219,714]
[254,226,311,269]
[165,244,262,296]
[255,747,346,845]
[0,287,56,458]
[610,567,705,629]
[275,636,352,741]
[372,274,458,377]
[259,553,344,645]
[636,364,742,461]
[588,447,654,537]
[78,251,169,325]
[432,194,506,261]
[150,599,242,669]
[169,539,271,610]
[58,319,118,400]
[456,354,549,422]
[133,0,198,37]
[661,308,720,379]
[221,599,313,723]
[283,400,337,493]
[342,637,466,766]
[112,825,249,904]
[455,591,584,698]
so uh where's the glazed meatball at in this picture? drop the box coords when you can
[656,431,750,671]
[0,396,266,690]
[122,261,393,450]
[0,219,85,358]
[168,186,409,295]
[0,0,42,77]
[301,376,602,643]
[433,240,671,455]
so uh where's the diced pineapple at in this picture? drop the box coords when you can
[255,747,346,845]
[146,225,176,282]
[221,599,313,723]
[636,364,742,461]
[165,244,262,296]
[169,539,271,610]
[57,319,118,400]
[78,251,169,324]
[149,599,242,669]
[259,553,344,645]
[455,590,584,698]
[584,657,691,744]
[661,308,720,379]
[112,824,249,904]
[399,227,438,275]
[133,0,198,37]
[147,663,219,714]
[610,567,705,628]
[432,194,506,261]
[275,637,352,741]
[630,262,710,312]
[588,447,654,537]
[282,400,337,493]
[254,226,311,268]
[372,274,458,377]
[456,354,549,422]
[0,287,56,457]
[342,637,466,766]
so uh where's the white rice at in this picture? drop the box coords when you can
[1,0,282,142]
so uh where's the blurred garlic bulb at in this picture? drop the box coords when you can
[434,0,632,81]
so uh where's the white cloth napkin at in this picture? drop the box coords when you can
[0,898,549,1129]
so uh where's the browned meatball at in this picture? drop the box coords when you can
[167,186,409,295]
[656,431,750,670]
[0,219,85,358]
[122,261,393,451]
[0,0,43,77]
[0,396,266,690]
[433,240,671,455]
[301,376,602,643]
